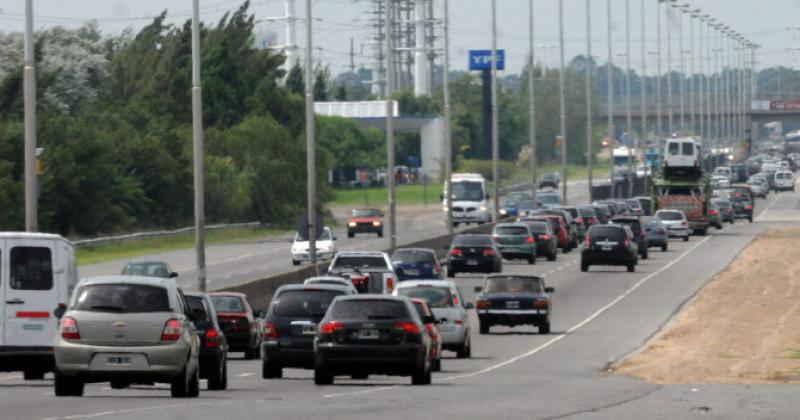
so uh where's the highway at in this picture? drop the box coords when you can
[2,184,797,419]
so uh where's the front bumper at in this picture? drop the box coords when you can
[452,211,491,223]
[292,250,336,262]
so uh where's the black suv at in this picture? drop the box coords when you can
[581,225,638,272]
[447,234,503,277]
[261,284,356,378]
[184,292,229,390]
[610,216,649,260]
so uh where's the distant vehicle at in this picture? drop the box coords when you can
[531,208,579,249]
[475,274,554,334]
[726,186,754,223]
[655,209,690,242]
[538,173,560,189]
[774,170,795,192]
[394,280,472,359]
[313,295,433,385]
[626,199,644,216]
[0,233,77,380]
[610,216,649,260]
[580,225,638,272]
[522,214,571,253]
[710,174,731,188]
[713,167,733,182]
[53,276,200,397]
[651,177,710,236]
[517,199,539,216]
[708,201,724,229]
[492,223,537,264]
[711,199,735,225]
[303,276,358,294]
[347,208,384,238]
[442,173,491,227]
[209,292,263,359]
[121,260,178,278]
[291,227,337,266]
[260,284,356,379]
[446,234,503,277]
[327,252,397,294]
[505,191,534,202]
[390,248,443,280]
[536,190,562,209]
[577,206,601,229]
[746,177,769,198]
[613,146,638,179]
[562,206,588,236]
[184,292,228,390]
[499,199,520,217]
[632,197,653,216]
[520,220,558,261]
[642,216,668,252]
[409,299,442,372]
[663,137,701,178]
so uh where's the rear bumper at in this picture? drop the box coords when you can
[315,343,425,375]
[262,341,314,369]
[0,346,54,372]
[54,341,191,381]
[497,247,536,259]
[449,259,496,272]
[582,250,634,265]
[477,309,549,326]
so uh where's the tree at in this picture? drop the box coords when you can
[314,67,330,101]
[286,64,304,95]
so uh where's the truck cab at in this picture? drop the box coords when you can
[442,173,491,227]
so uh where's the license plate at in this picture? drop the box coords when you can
[601,245,613,251]
[357,329,379,339]
[302,324,316,335]
[467,260,479,266]
[405,269,420,276]
[107,356,132,366]
[506,301,520,309]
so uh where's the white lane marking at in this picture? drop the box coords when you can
[39,403,213,420]
[0,374,22,381]
[325,235,711,397]
[237,373,253,378]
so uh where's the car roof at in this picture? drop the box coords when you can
[183,291,210,298]
[276,283,353,293]
[333,294,410,302]
[396,280,457,289]
[335,251,388,257]
[0,232,69,242]
[392,247,436,254]
[484,273,544,281]
[611,216,640,222]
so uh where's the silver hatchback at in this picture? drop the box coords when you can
[53,276,200,397]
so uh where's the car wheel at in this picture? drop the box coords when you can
[313,366,334,385]
[661,244,668,252]
[171,364,192,398]
[350,373,369,380]
[528,255,536,265]
[110,380,130,390]
[456,335,471,359]
[377,231,384,238]
[683,235,689,242]
[749,216,753,223]
[539,321,551,335]
[54,370,84,397]
[547,251,557,261]
[262,360,283,379]
[244,344,259,360]
[347,232,354,239]
[580,260,589,272]
[562,245,570,254]
[641,250,649,260]
[431,358,441,372]
[291,259,300,266]
[479,322,490,335]
[627,263,635,273]
[209,356,227,390]
[447,267,456,278]
[187,366,200,398]
[453,222,460,228]
[411,362,431,385]
[23,369,45,380]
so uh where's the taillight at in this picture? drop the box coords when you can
[60,316,80,340]
[588,218,595,224]
[533,300,548,308]
[747,204,753,210]
[394,321,421,335]
[262,322,278,341]
[476,300,490,310]
[454,319,463,325]
[624,238,632,248]
[526,236,535,244]
[540,234,550,241]
[710,209,719,215]
[452,294,459,306]
[450,248,463,257]
[483,249,496,257]
[583,235,590,247]
[491,234,499,241]
[433,263,441,274]
[205,328,220,348]
[319,321,343,334]
[386,277,395,293]
[161,318,184,341]
[575,217,583,224]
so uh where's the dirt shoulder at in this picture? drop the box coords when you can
[613,227,800,384]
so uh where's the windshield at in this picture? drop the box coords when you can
[295,229,331,242]
[391,250,436,265]
[210,296,245,313]
[453,235,493,246]
[331,300,409,320]
[484,276,543,294]
[331,256,388,271]
[397,287,453,308]
[537,193,561,204]
[122,262,171,278]
[273,290,342,318]
[74,284,170,313]
[657,211,683,221]
[352,209,381,218]
[451,181,485,201]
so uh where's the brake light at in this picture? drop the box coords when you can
[747,204,753,210]
[710,209,719,215]
[540,234,550,241]
[483,249,496,257]
[319,321,343,334]
[452,293,459,306]
[624,238,632,248]
[394,321,421,335]
[450,248,463,257]
[526,236,535,244]
[454,319,463,325]
[60,316,80,340]
[476,300,490,310]
[583,235,590,247]
[492,234,499,241]
[386,277,395,293]
[587,217,595,224]
[262,322,278,341]
[575,217,583,224]
[205,328,221,348]
[433,263,441,274]
[161,319,184,341]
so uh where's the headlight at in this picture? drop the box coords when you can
[372,221,382,227]
[499,209,507,215]
[480,205,487,212]
[348,221,357,228]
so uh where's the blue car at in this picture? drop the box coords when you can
[642,216,668,252]
[391,248,443,280]
[499,200,519,217]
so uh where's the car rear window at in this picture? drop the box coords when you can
[537,193,560,204]
[667,142,680,155]
[494,226,528,235]
[578,208,595,217]
[657,211,683,221]
[589,226,626,241]
[331,300,409,320]
[74,284,170,313]
[185,296,213,328]
[210,296,245,313]
[484,276,543,294]
[391,250,435,264]
[10,247,53,291]
[397,286,453,308]
[682,143,694,155]
[273,290,342,318]
[526,222,550,233]
[122,262,170,277]
[453,235,493,246]
[332,256,388,270]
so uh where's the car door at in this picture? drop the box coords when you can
[4,239,57,347]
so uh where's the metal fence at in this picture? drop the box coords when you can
[73,222,263,248]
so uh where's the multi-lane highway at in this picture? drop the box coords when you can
[2,183,797,420]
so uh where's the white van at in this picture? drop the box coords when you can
[0,233,77,379]
[442,173,491,227]
[713,166,733,182]
[663,137,701,178]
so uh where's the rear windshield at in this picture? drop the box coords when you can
[273,290,342,318]
[331,300,409,320]
[73,284,170,313]
[332,256,388,270]
[185,296,213,328]
[613,220,640,232]
[589,226,626,240]
[453,235,493,246]
[626,200,642,209]
[391,250,436,264]
[526,222,550,233]
[494,226,528,236]
[578,208,596,217]
[537,193,560,204]
[682,143,695,155]
[777,172,792,179]
[122,262,170,277]
[667,142,680,155]
[210,296,245,313]
[657,211,683,221]
[484,276,543,294]
[397,287,453,308]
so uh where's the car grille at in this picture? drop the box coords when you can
[453,206,464,212]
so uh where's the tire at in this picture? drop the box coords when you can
[54,370,84,397]
[562,245,570,254]
[244,343,259,360]
[110,380,130,390]
[627,263,635,273]
[683,235,689,242]
[23,369,45,380]
[171,364,197,398]
[661,243,668,252]
[377,231,384,238]
[209,356,228,390]
[453,222,460,228]
[431,359,441,372]
[291,259,300,266]
[641,249,649,260]
[748,215,753,223]
[347,231,354,239]
[261,360,283,379]
[479,322,489,335]
[547,251,557,262]
[350,373,369,380]
[314,367,334,385]
[187,366,200,398]
[580,260,589,272]
[411,362,431,385]
[447,267,456,278]
[456,335,471,359]
[539,321,551,335]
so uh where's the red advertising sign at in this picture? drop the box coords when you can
[770,100,800,110]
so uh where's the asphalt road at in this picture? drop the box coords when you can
[80,180,593,292]
[2,183,797,419]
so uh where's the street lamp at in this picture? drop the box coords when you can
[625,0,633,197]
[606,0,616,197]
[558,0,568,203]
[191,0,207,291]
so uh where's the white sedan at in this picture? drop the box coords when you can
[291,227,337,265]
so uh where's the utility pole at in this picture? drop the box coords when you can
[586,0,593,200]
[491,0,500,219]
[687,5,695,135]
[385,0,396,251]
[697,11,705,146]
[607,0,615,198]
[24,0,37,232]
[640,0,647,191]
[304,0,318,274]
[665,0,674,135]
[443,0,453,235]
[676,2,685,133]
[713,22,721,156]
[529,0,538,192]
[625,0,633,198]
[349,37,356,74]
[558,0,568,204]
[191,0,207,291]
[656,0,663,141]
[413,0,428,96]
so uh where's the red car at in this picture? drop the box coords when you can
[410,298,442,372]
[523,215,570,253]
[347,208,384,238]
[209,292,263,359]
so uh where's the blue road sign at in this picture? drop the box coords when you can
[468,50,505,71]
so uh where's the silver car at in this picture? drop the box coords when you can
[53,276,200,397]
[394,280,473,358]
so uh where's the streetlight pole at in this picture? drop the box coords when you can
[686,6,695,135]
[639,0,646,188]
[655,0,663,141]
[491,0,500,219]
[304,0,317,274]
[385,0,397,251]
[443,0,453,235]
[665,0,674,135]
[624,0,633,197]
[586,0,593,200]
[530,0,538,192]
[697,12,705,148]
[676,2,685,133]
[24,0,37,232]
[558,0,568,203]
[191,0,207,291]
[607,0,615,198]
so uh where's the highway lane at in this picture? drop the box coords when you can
[3,184,795,419]
[80,180,593,293]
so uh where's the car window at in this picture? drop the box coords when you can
[352,209,381,218]
[331,300,409,320]
[391,250,436,264]
[536,193,561,204]
[526,222,550,233]
[589,226,626,241]
[10,247,53,290]
[273,290,342,318]
[122,262,171,278]
[332,256,388,270]
[656,211,683,221]
[210,295,245,312]
[494,226,528,235]
[397,287,453,308]
[185,296,213,328]
[74,284,170,313]
[453,235,493,246]
[667,142,679,155]
[484,276,543,294]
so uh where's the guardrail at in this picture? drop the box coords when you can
[73,222,263,248]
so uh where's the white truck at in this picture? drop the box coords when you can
[612,147,637,181]
[442,173,491,227]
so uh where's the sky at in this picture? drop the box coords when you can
[0,0,797,77]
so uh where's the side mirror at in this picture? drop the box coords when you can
[545,287,555,293]
[54,306,66,319]
[474,286,483,293]
[169,272,179,279]
[464,302,474,310]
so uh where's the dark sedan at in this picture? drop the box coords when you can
[581,225,638,272]
[447,234,503,277]
[475,275,554,335]
[522,220,558,261]
[184,292,228,390]
[313,296,432,385]
[610,216,648,260]
[391,248,443,280]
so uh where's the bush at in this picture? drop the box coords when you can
[458,159,516,182]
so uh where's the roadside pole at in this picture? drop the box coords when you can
[585,0,593,201]
[443,0,454,236]
[558,0,568,204]
[606,0,615,198]
[385,0,396,251]
[529,0,538,193]
[24,0,37,232]
[304,0,318,274]
[191,0,207,291]
[491,0,500,220]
